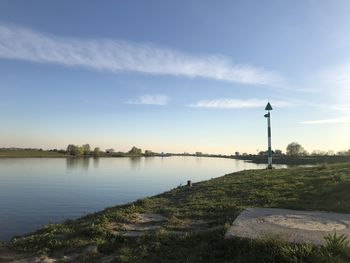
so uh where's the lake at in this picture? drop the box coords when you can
[0,156,287,240]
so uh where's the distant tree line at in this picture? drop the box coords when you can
[66,144,100,157]
[65,145,150,157]
[235,142,350,157]
[285,142,350,156]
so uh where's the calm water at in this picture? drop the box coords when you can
[0,157,286,240]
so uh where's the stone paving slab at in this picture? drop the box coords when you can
[225,208,350,245]
[133,213,167,223]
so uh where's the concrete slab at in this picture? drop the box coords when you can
[225,208,350,245]
[133,213,167,223]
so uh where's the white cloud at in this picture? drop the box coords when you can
[126,94,169,105]
[189,99,293,109]
[300,116,350,124]
[0,24,282,86]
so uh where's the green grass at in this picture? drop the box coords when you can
[0,149,66,158]
[6,163,350,262]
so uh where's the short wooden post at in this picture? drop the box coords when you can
[187,180,192,187]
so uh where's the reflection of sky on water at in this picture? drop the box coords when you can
[0,157,286,240]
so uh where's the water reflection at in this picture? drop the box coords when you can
[0,156,289,241]
[144,156,156,165]
[66,157,91,170]
[128,157,142,170]
[195,157,202,165]
[93,157,100,168]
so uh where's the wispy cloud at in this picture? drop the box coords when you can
[189,98,293,109]
[126,94,169,105]
[0,24,282,86]
[300,116,350,124]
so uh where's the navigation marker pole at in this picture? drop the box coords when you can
[264,102,273,169]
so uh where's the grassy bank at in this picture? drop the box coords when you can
[0,149,67,158]
[0,149,151,158]
[4,163,350,262]
[234,155,350,165]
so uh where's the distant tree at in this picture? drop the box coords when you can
[311,150,326,156]
[67,144,83,156]
[274,149,283,155]
[144,150,154,156]
[195,152,202,156]
[78,146,84,156]
[235,152,240,156]
[128,146,142,156]
[326,150,335,156]
[93,147,100,157]
[337,149,350,155]
[82,144,91,156]
[286,142,307,156]
[67,144,74,155]
[105,149,114,154]
[258,151,266,156]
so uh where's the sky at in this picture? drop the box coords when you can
[0,0,350,154]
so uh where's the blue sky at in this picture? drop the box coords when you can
[0,0,350,154]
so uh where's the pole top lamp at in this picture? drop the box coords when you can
[264,102,273,169]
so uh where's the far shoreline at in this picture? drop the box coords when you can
[1,149,350,165]
[0,148,234,160]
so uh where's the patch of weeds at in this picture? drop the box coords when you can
[332,174,344,183]
[324,232,350,255]
[134,197,151,207]
[114,246,135,262]
[280,243,315,262]
[318,162,329,170]
[76,223,108,239]
[97,235,125,255]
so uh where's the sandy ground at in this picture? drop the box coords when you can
[225,208,350,245]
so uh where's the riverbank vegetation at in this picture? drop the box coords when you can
[4,163,350,262]
[2,142,350,167]
[0,146,147,158]
[0,148,66,158]
[235,142,350,165]
[0,146,223,159]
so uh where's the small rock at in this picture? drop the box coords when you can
[134,213,167,223]
[83,245,98,255]
[122,223,161,231]
[123,231,144,237]
[100,255,115,263]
